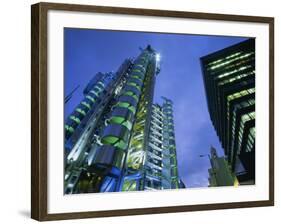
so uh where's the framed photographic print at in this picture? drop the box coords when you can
[31,2,274,221]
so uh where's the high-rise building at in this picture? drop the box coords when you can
[64,45,182,194]
[208,147,238,187]
[122,98,180,191]
[201,39,255,185]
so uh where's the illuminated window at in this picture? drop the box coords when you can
[227,88,255,102]
[209,52,254,70]
[218,71,255,86]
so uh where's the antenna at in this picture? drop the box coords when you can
[64,85,80,104]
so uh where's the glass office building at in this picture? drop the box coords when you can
[201,39,255,185]
[64,45,181,194]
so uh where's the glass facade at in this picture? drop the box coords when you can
[143,98,180,190]
[64,45,182,194]
[201,39,255,184]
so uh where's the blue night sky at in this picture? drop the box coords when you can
[64,28,247,188]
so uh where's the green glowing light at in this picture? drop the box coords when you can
[70,116,81,124]
[81,101,91,109]
[75,108,86,116]
[86,95,96,103]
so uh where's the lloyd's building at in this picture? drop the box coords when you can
[64,45,181,194]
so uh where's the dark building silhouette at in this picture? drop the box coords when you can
[208,146,238,187]
[201,39,255,185]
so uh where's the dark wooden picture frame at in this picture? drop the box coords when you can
[31,2,274,221]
